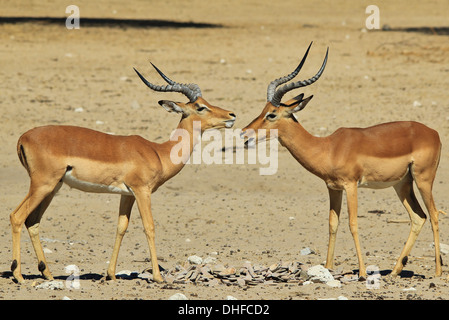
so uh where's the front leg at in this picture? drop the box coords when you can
[345,184,367,278]
[107,195,135,280]
[133,187,164,283]
[325,187,343,270]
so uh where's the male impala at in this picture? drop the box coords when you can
[9,63,236,284]
[242,42,444,278]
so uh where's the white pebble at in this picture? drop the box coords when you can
[326,279,342,288]
[168,293,188,300]
[35,280,64,290]
[413,100,422,107]
[74,107,84,113]
[300,247,313,256]
[203,256,217,264]
[403,287,416,291]
[43,248,52,254]
[188,255,203,265]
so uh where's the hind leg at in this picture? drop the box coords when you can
[391,175,427,276]
[412,154,443,277]
[10,180,62,283]
[415,180,442,276]
[25,182,62,280]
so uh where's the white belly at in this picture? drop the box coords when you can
[357,167,410,189]
[62,170,133,195]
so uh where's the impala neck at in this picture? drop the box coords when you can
[159,117,202,178]
[277,120,329,179]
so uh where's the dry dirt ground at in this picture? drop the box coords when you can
[1,0,449,302]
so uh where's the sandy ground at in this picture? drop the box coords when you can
[1,0,449,302]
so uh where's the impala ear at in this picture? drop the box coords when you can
[158,100,186,115]
[286,95,313,114]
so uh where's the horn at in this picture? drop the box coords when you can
[266,41,313,103]
[134,63,202,103]
[269,45,328,107]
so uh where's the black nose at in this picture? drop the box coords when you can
[229,113,236,118]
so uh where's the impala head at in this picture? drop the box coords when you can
[134,63,236,131]
[242,42,328,147]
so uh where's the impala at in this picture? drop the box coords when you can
[242,42,444,278]
[9,63,236,284]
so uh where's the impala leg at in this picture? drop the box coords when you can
[25,182,62,280]
[391,177,426,276]
[325,188,343,270]
[107,195,135,280]
[10,182,60,283]
[415,181,442,276]
[345,185,366,278]
[133,189,163,283]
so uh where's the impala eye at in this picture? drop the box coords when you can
[266,113,277,120]
[196,104,208,112]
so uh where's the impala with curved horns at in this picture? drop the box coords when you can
[242,42,444,278]
[10,63,236,284]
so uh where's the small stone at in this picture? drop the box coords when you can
[168,293,188,300]
[35,280,64,290]
[188,255,203,265]
[300,247,314,255]
[43,248,52,254]
[326,279,342,288]
[211,264,226,274]
[203,256,217,264]
[402,287,416,291]
[413,100,422,107]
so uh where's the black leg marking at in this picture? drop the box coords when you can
[38,261,46,272]
[402,256,408,267]
[11,260,17,272]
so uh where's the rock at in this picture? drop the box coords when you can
[168,293,188,300]
[300,247,314,255]
[203,256,217,264]
[413,100,422,107]
[226,295,237,300]
[307,265,334,283]
[326,279,342,288]
[219,267,236,277]
[43,247,52,254]
[402,287,416,291]
[35,280,64,290]
[188,255,203,265]
[210,264,226,274]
